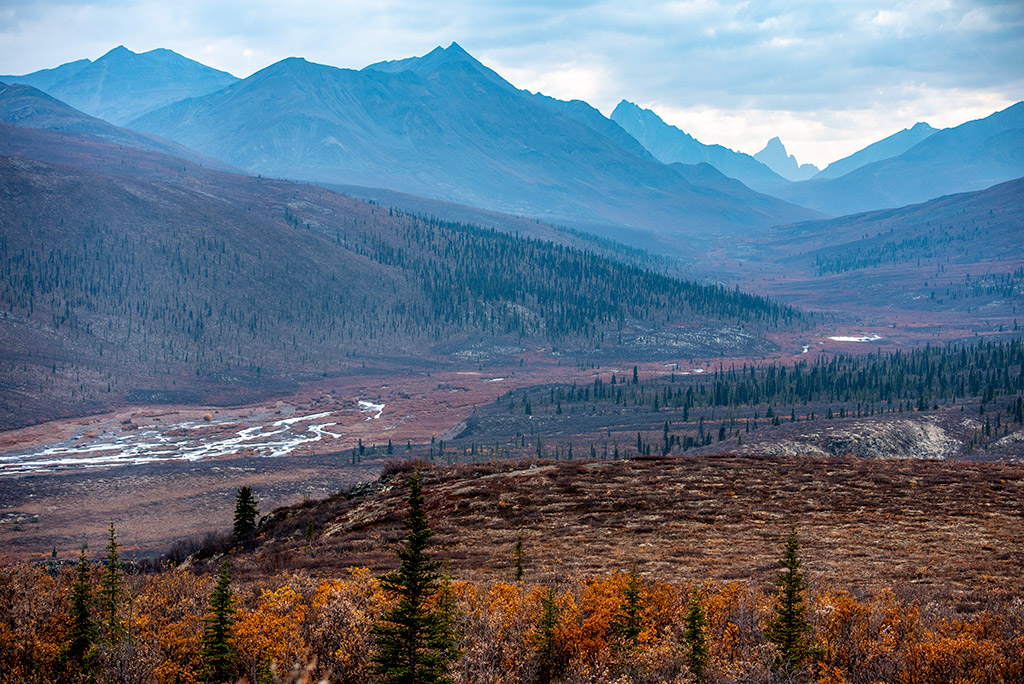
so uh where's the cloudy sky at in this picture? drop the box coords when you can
[2,0,1022,167]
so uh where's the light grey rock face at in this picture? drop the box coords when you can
[753,137,819,181]
[6,46,238,125]
[128,45,818,241]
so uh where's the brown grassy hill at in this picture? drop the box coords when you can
[224,455,1024,610]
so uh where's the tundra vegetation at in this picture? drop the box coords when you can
[1,471,1021,684]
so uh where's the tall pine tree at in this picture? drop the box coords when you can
[611,563,645,650]
[58,546,97,682]
[232,486,259,543]
[200,561,236,684]
[766,525,815,673]
[683,588,709,683]
[98,520,124,645]
[371,469,460,684]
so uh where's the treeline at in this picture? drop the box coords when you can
[813,222,999,275]
[0,159,798,424]
[514,339,1024,414]
[344,214,801,339]
[448,339,1024,459]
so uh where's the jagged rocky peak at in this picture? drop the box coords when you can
[754,136,819,181]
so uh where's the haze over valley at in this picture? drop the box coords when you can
[1,7,1023,680]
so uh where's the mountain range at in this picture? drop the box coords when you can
[814,122,937,179]
[0,84,797,427]
[1,46,238,125]
[5,43,1022,244]
[772,102,1024,215]
[610,100,791,195]
[0,81,235,171]
[123,43,816,243]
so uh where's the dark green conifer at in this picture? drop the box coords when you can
[611,563,644,649]
[371,469,460,683]
[59,546,97,681]
[513,532,525,582]
[533,588,562,684]
[98,520,124,644]
[766,525,815,673]
[232,486,259,542]
[683,588,710,682]
[305,516,315,546]
[200,561,236,684]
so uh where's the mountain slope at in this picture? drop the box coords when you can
[743,177,1024,316]
[8,46,238,125]
[777,102,1024,214]
[610,100,791,195]
[0,118,797,427]
[754,137,818,181]
[0,58,91,92]
[814,122,937,179]
[127,44,818,243]
[0,81,236,170]
[771,176,1024,267]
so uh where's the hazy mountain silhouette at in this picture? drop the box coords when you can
[814,122,937,179]
[0,58,91,92]
[2,46,238,125]
[127,44,817,241]
[0,81,235,170]
[754,137,818,181]
[610,100,790,194]
[776,102,1024,214]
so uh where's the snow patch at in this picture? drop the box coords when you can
[828,334,882,343]
[0,412,344,476]
[358,400,385,420]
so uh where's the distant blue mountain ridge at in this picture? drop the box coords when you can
[5,42,1022,231]
[1,46,238,125]
[125,43,819,242]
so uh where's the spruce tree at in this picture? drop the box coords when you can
[232,486,259,542]
[766,525,815,673]
[683,588,710,683]
[98,520,124,645]
[59,546,97,681]
[611,563,644,649]
[371,469,460,684]
[200,561,236,684]
[533,588,562,684]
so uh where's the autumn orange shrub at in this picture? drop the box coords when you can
[303,567,390,682]
[1,562,1022,683]
[0,563,67,683]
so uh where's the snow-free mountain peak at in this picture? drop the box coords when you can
[611,100,790,194]
[814,121,938,179]
[129,48,819,245]
[754,136,819,181]
[364,42,513,93]
[2,45,238,125]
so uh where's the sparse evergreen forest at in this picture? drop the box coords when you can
[423,339,1024,462]
[0,158,797,427]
